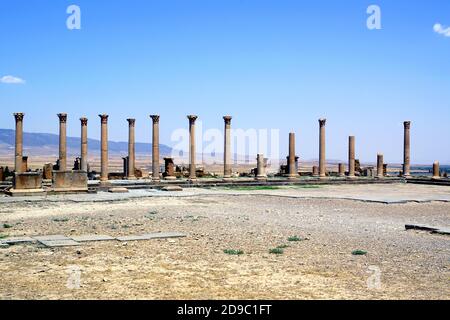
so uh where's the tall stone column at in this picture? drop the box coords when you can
[403,121,411,177]
[256,154,267,180]
[319,119,327,178]
[14,113,24,173]
[57,113,67,171]
[80,117,88,172]
[432,161,440,180]
[288,132,297,179]
[187,115,198,180]
[223,116,232,179]
[99,114,109,182]
[127,119,136,179]
[150,115,160,181]
[348,136,356,178]
[377,153,384,178]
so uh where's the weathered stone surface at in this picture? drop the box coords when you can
[150,115,160,180]
[70,234,116,242]
[117,232,187,242]
[34,235,72,241]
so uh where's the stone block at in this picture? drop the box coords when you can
[117,232,187,242]
[108,187,129,193]
[52,170,88,191]
[70,234,116,242]
[13,172,43,190]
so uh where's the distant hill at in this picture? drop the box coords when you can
[0,129,172,156]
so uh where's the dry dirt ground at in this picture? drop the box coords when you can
[0,184,449,300]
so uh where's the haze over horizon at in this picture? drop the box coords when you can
[1,0,449,164]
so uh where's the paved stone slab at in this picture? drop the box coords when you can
[117,232,187,242]
[433,228,450,236]
[33,235,72,241]
[70,234,116,242]
[2,236,36,245]
[38,239,81,247]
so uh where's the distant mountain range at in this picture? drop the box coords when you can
[0,129,172,156]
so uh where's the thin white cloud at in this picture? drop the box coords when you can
[433,23,450,37]
[0,75,26,84]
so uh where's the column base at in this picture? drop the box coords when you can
[126,176,137,180]
[164,176,177,181]
[286,175,298,180]
[222,177,234,182]
[255,176,267,181]
[6,188,46,197]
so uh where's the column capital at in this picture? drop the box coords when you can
[187,115,198,124]
[99,114,109,124]
[404,121,411,129]
[150,115,160,124]
[127,118,136,126]
[57,113,68,123]
[13,113,24,121]
[319,118,327,127]
[80,117,88,126]
[223,115,232,124]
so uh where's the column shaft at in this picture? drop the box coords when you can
[432,161,440,180]
[14,113,24,173]
[403,121,411,177]
[58,113,67,171]
[377,154,384,178]
[319,119,326,177]
[188,115,198,180]
[223,116,232,178]
[127,119,136,179]
[99,114,109,182]
[348,136,355,177]
[288,132,296,178]
[80,118,88,172]
[150,115,160,180]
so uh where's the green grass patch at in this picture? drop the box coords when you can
[269,248,284,255]
[352,250,367,256]
[223,249,244,255]
[52,217,69,222]
[2,223,13,229]
[225,186,282,191]
[0,234,8,239]
[295,185,321,189]
[276,244,289,249]
[287,236,303,242]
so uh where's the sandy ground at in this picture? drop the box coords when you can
[0,184,449,300]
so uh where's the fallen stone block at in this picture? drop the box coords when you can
[161,186,183,192]
[2,236,36,245]
[38,239,81,247]
[108,187,129,193]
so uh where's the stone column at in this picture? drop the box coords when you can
[14,113,24,173]
[348,136,356,178]
[403,121,411,177]
[338,163,345,177]
[256,154,267,180]
[187,115,198,180]
[312,166,319,177]
[99,114,109,182]
[127,119,136,179]
[150,115,160,181]
[57,113,68,171]
[377,153,384,178]
[319,119,327,178]
[223,116,232,179]
[432,161,440,180]
[80,117,88,172]
[288,132,297,179]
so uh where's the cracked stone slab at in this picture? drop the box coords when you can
[2,236,37,245]
[70,234,116,242]
[38,239,81,247]
[33,235,72,241]
[117,232,187,242]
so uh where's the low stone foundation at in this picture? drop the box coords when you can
[52,170,88,192]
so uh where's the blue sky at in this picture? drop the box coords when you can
[0,0,449,164]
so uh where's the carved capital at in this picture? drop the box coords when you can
[80,117,88,126]
[223,115,232,125]
[99,114,109,124]
[150,115,160,124]
[127,118,136,127]
[57,113,68,123]
[404,121,411,129]
[13,113,24,122]
[319,118,327,127]
[187,115,198,124]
